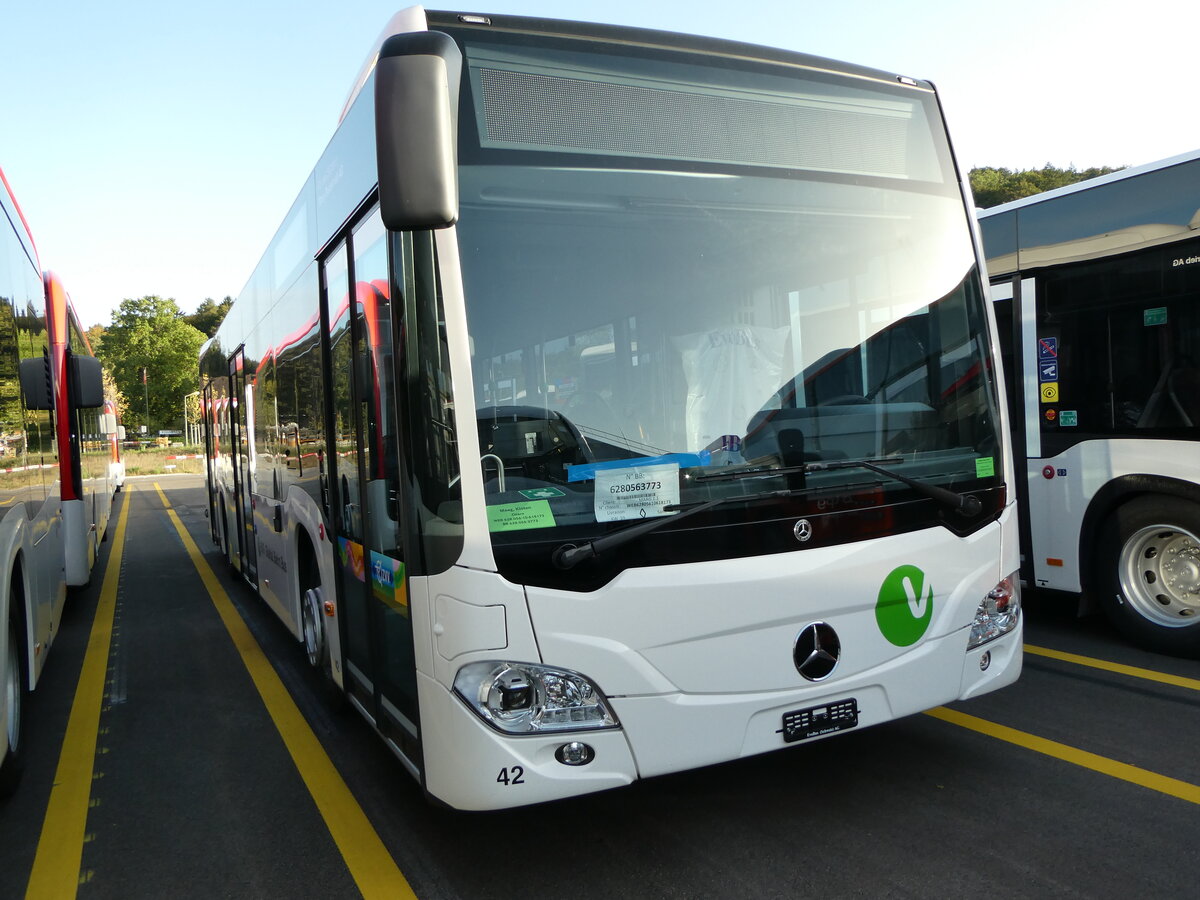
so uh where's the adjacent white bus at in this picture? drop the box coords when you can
[202,7,1022,810]
[980,150,1200,656]
[1,166,116,795]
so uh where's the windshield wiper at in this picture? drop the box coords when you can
[552,457,983,570]
[819,459,982,515]
[552,488,796,570]
[697,455,983,516]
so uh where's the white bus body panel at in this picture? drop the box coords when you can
[1027,439,1200,592]
[28,488,64,684]
[62,498,94,587]
[417,505,1021,809]
[253,491,296,635]
[0,494,64,692]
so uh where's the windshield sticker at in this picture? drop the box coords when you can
[594,463,680,522]
[487,500,557,532]
[975,457,995,478]
[370,551,407,614]
[518,486,566,500]
[568,453,703,482]
[876,565,934,646]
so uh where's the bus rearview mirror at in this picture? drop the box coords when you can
[17,352,104,409]
[374,31,461,231]
[19,356,52,410]
[70,354,105,408]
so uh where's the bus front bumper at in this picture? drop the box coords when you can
[418,620,1021,810]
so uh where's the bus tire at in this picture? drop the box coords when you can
[1097,496,1200,657]
[1,611,30,797]
[302,586,327,669]
[298,543,346,712]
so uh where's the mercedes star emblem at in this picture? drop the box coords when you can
[793,622,841,681]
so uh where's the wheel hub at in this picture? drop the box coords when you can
[1121,524,1200,626]
[303,587,325,667]
[1159,543,1200,596]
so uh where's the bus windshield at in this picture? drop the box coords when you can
[452,32,1002,581]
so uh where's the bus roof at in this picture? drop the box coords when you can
[978,147,1200,277]
[0,165,41,273]
[339,6,937,124]
[978,147,1200,218]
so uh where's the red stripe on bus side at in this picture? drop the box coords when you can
[45,272,78,501]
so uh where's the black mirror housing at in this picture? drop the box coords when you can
[19,356,52,410]
[18,353,105,410]
[71,354,105,408]
[374,30,461,231]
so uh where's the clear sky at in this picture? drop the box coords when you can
[2,0,1196,327]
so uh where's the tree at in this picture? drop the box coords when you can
[98,296,206,432]
[102,366,129,423]
[969,164,1124,209]
[84,323,105,355]
[183,296,233,338]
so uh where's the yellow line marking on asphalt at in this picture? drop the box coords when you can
[152,483,414,900]
[1024,643,1200,692]
[925,706,1200,806]
[26,484,132,898]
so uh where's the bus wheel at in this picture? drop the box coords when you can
[1097,497,1200,657]
[0,615,30,796]
[302,587,326,668]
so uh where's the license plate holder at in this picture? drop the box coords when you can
[780,698,858,743]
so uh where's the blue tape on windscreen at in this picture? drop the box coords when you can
[567,453,706,482]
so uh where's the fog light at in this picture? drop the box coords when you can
[979,650,991,671]
[555,741,595,766]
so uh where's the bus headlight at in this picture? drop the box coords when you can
[454,662,620,734]
[968,573,1021,649]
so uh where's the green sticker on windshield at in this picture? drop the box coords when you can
[519,486,566,500]
[975,457,995,478]
[487,500,557,532]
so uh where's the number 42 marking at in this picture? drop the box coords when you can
[497,766,525,786]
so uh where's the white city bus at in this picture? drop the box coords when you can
[1,167,114,795]
[202,7,1021,810]
[980,150,1200,656]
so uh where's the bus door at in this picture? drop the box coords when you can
[990,275,1036,587]
[202,380,220,545]
[228,348,258,583]
[323,210,420,766]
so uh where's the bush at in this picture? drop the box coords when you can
[121,445,206,476]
